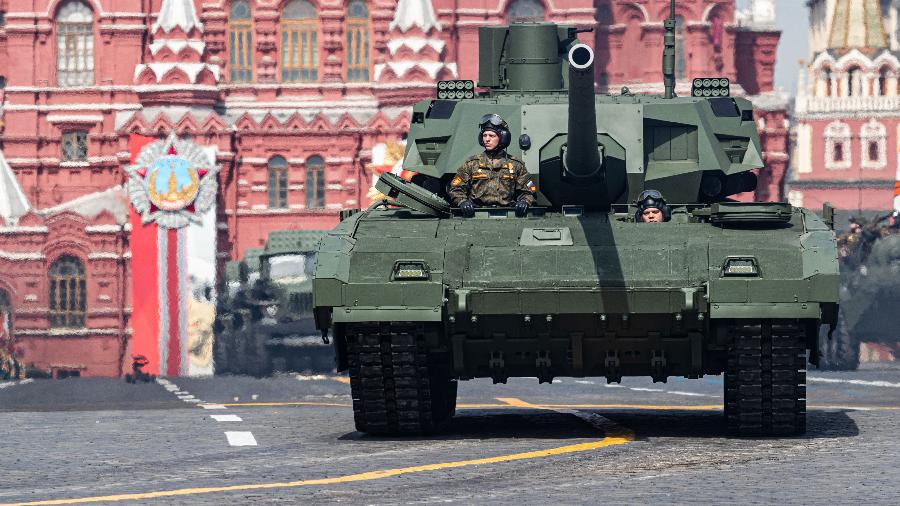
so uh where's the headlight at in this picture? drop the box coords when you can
[722,257,759,277]
[392,261,430,280]
[265,305,279,317]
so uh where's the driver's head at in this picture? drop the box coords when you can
[635,189,670,223]
[478,114,511,152]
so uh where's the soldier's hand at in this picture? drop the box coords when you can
[515,201,529,217]
[459,200,475,217]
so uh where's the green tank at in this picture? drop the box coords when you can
[820,216,900,370]
[313,3,840,436]
[214,229,331,376]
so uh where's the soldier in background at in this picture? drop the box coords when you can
[448,114,536,217]
[635,190,672,223]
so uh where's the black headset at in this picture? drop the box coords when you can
[634,190,672,222]
[478,114,512,151]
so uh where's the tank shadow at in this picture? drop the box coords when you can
[340,408,859,441]
[596,408,860,440]
[339,410,606,441]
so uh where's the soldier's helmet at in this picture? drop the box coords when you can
[478,114,512,151]
[635,189,672,222]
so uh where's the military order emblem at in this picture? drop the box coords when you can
[127,133,218,229]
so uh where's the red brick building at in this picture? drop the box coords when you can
[0,0,784,377]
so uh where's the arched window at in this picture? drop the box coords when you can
[847,67,859,96]
[823,68,832,96]
[229,0,254,83]
[268,156,289,208]
[506,0,545,23]
[345,0,370,82]
[834,143,844,162]
[56,0,94,87]
[0,289,12,346]
[878,67,890,96]
[48,256,86,328]
[281,0,318,82]
[824,121,852,170]
[674,15,686,80]
[868,141,879,162]
[305,155,325,209]
[597,3,613,25]
[860,119,887,169]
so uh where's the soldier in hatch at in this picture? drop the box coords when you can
[635,189,671,223]
[448,114,536,217]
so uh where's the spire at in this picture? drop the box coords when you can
[0,149,30,225]
[153,0,203,34]
[828,0,887,50]
[389,0,441,34]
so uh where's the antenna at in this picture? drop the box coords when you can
[663,0,677,99]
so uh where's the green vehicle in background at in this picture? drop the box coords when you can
[214,229,330,376]
[313,3,840,437]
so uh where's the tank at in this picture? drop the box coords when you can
[819,215,900,370]
[214,229,332,376]
[313,2,840,436]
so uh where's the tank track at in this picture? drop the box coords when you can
[347,324,456,435]
[725,320,806,436]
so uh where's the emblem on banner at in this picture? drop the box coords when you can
[126,133,219,229]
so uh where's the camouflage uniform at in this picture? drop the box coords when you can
[448,151,536,207]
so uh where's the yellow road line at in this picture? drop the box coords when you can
[6,431,632,505]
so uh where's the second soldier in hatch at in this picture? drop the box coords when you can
[448,114,536,217]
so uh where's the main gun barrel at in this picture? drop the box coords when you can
[564,44,603,178]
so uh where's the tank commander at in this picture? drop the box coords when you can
[448,114,536,217]
[635,189,671,223]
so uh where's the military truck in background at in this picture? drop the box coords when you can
[819,213,900,370]
[313,1,840,438]
[214,229,331,376]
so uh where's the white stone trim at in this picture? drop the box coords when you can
[1,103,142,112]
[88,252,122,260]
[824,121,852,171]
[860,119,888,170]
[0,226,49,234]
[46,114,105,124]
[0,251,45,260]
[24,294,39,302]
[85,224,123,233]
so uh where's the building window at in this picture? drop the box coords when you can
[61,131,88,161]
[281,0,318,82]
[506,0,545,22]
[847,67,859,96]
[305,155,325,209]
[860,119,887,169]
[56,0,94,87]
[823,68,832,97]
[229,0,254,83]
[48,256,86,328]
[345,0,370,82]
[0,289,12,346]
[824,121,851,170]
[268,156,289,209]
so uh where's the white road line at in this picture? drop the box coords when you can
[574,380,595,385]
[807,377,900,388]
[183,399,202,403]
[225,431,258,446]
[201,404,227,410]
[665,391,718,398]
[630,387,665,393]
[1,378,34,389]
[296,374,329,381]
[211,414,243,422]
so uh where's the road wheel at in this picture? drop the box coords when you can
[818,310,859,371]
[347,324,455,435]
[725,320,806,436]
